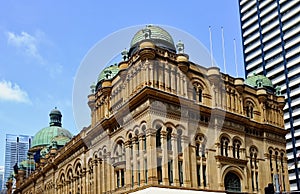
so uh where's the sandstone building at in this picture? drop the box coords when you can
[7,25,289,194]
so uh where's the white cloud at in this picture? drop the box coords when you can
[7,31,44,63]
[0,80,31,103]
[6,30,63,78]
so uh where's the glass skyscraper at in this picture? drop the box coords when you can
[3,134,32,190]
[238,0,300,190]
[0,166,4,191]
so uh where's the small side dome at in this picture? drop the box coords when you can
[97,64,119,83]
[245,73,273,89]
[129,25,176,56]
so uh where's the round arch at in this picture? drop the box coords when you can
[224,172,241,192]
[221,165,245,192]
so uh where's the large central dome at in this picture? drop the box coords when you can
[129,25,176,56]
[31,108,73,150]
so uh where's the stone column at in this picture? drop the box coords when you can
[82,170,86,194]
[161,129,168,185]
[107,153,113,192]
[146,128,158,184]
[133,137,139,187]
[139,134,145,185]
[171,133,180,186]
[190,144,197,188]
[182,135,191,187]
[125,141,132,189]
[93,160,98,194]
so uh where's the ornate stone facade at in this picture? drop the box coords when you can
[9,25,289,194]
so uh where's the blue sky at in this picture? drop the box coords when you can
[0,1,244,166]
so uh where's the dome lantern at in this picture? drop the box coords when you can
[49,107,62,127]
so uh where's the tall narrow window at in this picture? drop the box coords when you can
[177,129,182,153]
[144,159,148,184]
[156,125,162,148]
[193,84,203,103]
[255,172,259,191]
[121,169,125,187]
[198,89,202,102]
[168,160,173,184]
[167,128,172,151]
[137,138,140,156]
[269,150,273,171]
[131,164,134,187]
[197,164,201,187]
[196,143,200,157]
[138,162,141,186]
[203,165,207,187]
[179,161,183,186]
[117,171,120,188]
[246,102,254,118]
[275,151,279,172]
[157,158,162,184]
[193,88,197,100]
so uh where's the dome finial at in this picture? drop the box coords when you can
[176,40,185,54]
[49,107,62,127]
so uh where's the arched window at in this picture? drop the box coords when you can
[142,125,146,151]
[156,125,162,148]
[221,136,230,157]
[195,135,206,157]
[224,172,241,192]
[246,101,254,118]
[193,83,203,103]
[233,139,241,159]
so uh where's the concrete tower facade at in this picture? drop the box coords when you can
[238,0,300,190]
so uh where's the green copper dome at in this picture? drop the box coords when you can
[31,108,72,148]
[31,126,72,148]
[129,25,176,55]
[245,74,273,89]
[97,64,119,82]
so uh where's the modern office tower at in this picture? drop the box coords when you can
[3,134,32,190]
[0,166,4,191]
[238,0,300,190]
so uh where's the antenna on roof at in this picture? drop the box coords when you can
[209,26,214,67]
[233,38,238,77]
[221,27,227,74]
